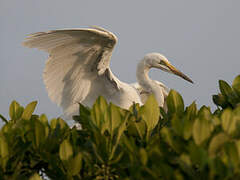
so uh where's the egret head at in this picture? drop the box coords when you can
[144,53,194,83]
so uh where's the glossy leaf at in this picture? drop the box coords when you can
[189,143,208,169]
[9,100,20,120]
[108,103,122,134]
[21,101,37,120]
[171,114,183,136]
[212,94,228,108]
[198,106,212,120]
[0,135,8,157]
[114,114,127,149]
[139,148,148,165]
[232,75,240,95]
[59,139,73,161]
[133,118,147,139]
[29,173,42,180]
[235,140,240,158]
[167,90,184,115]
[34,120,46,148]
[161,127,182,153]
[0,135,9,170]
[91,96,108,127]
[182,102,197,140]
[186,101,197,120]
[193,118,212,145]
[50,118,68,129]
[219,80,232,97]
[69,153,82,175]
[39,114,48,125]
[212,116,221,126]
[183,117,194,140]
[139,95,160,132]
[208,133,229,157]
[1,75,240,179]
[224,142,239,167]
[221,109,237,134]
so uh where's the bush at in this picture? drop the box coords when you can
[0,75,240,180]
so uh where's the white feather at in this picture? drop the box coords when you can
[23,27,142,118]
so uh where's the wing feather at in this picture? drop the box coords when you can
[23,27,120,117]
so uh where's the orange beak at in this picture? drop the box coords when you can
[165,61,194,83]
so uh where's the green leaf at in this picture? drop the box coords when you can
[221,109,237,135]
[34,120,46,148]
[69,153,82,175]
[232,75,240,95]
[91,96,108,127]
[167,90,184,115]
[16,106,24,119]
[171,114,183,136]
[186,101,197,120]
[22,101,37,120]
[182,102,197,140]
[108,103,122,134]
[122,136,136,155]
[235,140,240,159]
[161,127,182,153]
[219,80,233,97]
[79,103,91,116]
[0,135,9,158]
[224,142,239,167]
[189,143,208,169]
[0,135,9,169]
[128,103,147,138]
[193,118,212,145]
[218,80,239,107]
[29,173,42,180]
[50,118,68,129]
[212,94,228,108]
[139,148,148,166]
[1,123,12,134]
[127,116,147,139]
[111,112,128,159]
[179,154,191,166]
[139,95,160,133]
[183,117,194,140]
[39,114,48,125]
[59,139,73,161]
[208,133,229,157]
[9,100,20,120]
[198,106,212,120]
[212,116,221,127]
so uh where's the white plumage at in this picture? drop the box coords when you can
[132,80,169,111]
[23,27,193,119]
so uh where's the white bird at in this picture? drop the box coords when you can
[23,27,193,118]
[132,53,193,111]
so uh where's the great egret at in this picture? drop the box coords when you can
[23,27,193,118]
[132,53,193,111]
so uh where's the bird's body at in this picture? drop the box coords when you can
[23,27,193,119]
[132,80,169,111]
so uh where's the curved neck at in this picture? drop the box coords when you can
[136,60,153,91]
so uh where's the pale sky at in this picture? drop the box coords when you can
[1,1,240,125]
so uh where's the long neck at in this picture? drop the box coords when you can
[136,60,153,92]
[136,59,165,107]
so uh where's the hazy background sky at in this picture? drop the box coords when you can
[1,1,240,125]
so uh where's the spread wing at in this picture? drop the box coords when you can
[132,81,169,111]
[23,27,121,117]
